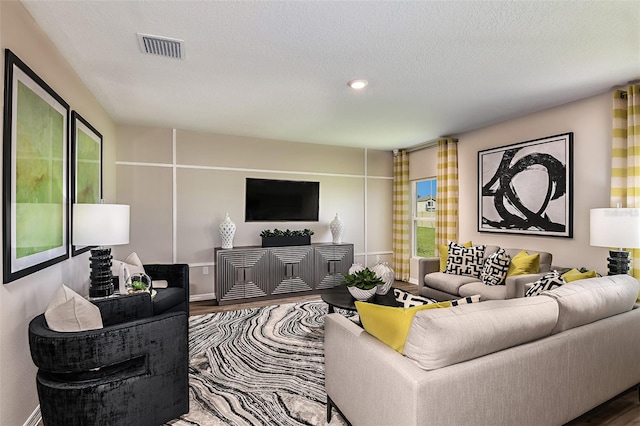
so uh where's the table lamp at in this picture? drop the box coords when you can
[72,203,130,297]
[590,207,640,275]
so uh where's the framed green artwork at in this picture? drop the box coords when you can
[2,49,70,283]
[71,111,102,256]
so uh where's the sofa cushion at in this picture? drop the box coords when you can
[403,296,559,370]
[355,300,453,353]
[542,275,639,334]
[152,287,186,315]
[525,270,565,297]
[424,271,480,295]
[445,243,486,278]
[481,248,511,285]
[437,241,472,272]
[458,281,507,300]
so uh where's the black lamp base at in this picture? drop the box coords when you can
[607,250,631,275]
[88,247,114,297]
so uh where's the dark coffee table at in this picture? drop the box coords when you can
[321,286,400,313]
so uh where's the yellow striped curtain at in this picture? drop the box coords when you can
[611,84,640,278]
[436,138,459,246]
[392,150,410,281]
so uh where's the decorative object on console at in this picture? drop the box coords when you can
[478,132,573,238]
[260,228,314,247]
[590,207,640,275]
[219,213,236,249]
[72,203,130,297]
[371,261,395,295]
[341,267,383,301]
[329,213,344,244]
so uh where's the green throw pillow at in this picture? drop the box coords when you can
[507,250,540,276]
[561,268,597,282]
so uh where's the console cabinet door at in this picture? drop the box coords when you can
[314,244,354,289]
[270,246,314,295]
[216,248,270,302]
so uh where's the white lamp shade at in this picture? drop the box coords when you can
[72,204,130,246]
[590,208,640,249]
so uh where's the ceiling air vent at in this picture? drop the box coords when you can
[137,33,184,59]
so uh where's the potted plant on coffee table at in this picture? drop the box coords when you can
[341,268,384,301]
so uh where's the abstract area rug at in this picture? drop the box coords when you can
[168,300,349,426]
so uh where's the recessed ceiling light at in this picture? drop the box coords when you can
[348,79,368,90]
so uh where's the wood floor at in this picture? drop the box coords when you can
[191,281,640,425]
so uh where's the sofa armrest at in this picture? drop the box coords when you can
[505,273,548,298]
[29,311,187,374]
[144,264,189,289]
[417,257,440,290]
[325,314,429,425]
[92,292,153,326]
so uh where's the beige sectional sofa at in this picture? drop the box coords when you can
[418,246,553,300]
[325,275,640,426]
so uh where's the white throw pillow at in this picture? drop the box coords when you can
[44,285,103,332]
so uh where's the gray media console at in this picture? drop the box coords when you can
[215,243,354,304]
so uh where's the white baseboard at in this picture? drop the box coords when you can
[407,277,418,285]
[190,293,216,302]
[24,406,40,426]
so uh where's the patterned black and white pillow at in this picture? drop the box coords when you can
[481,248,511,286]
[524,270,565,297]
[394,288,438,308]
[445,242,486,278]
[450,295,481,305]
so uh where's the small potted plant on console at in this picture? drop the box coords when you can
[260,228,315,247]
[341,267,384,301]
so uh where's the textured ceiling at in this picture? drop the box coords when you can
[20,1,640,150]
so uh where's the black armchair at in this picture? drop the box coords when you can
[144,263,190,315]
[29,292,189,426]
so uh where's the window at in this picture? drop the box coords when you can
[413,178,436,257]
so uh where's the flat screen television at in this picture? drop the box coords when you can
[245,178,319,222]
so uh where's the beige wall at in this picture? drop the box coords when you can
[0,2,117,425]
[409,91,614,282]
[113,127,394,299]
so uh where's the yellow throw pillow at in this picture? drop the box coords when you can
[437,241,472,272]
[562,268,597,283]
[355,301,452,353]
[507,250,540,276]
